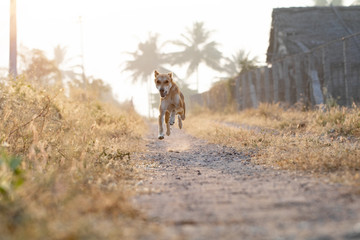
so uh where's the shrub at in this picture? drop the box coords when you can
[0,77,153,239]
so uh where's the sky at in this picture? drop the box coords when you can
[0,0,355,116]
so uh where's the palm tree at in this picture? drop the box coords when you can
[9,0,17,78]
[223,49,258,77]
[123,33,169,117]
[168,22,222,92]
[53,45,82,89]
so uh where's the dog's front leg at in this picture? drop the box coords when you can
[169,110,176,125]
[158,111,165,140]
[165,111,171,136]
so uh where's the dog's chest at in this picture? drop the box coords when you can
[160,94,180,110]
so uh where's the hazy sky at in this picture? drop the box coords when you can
[0,0,354,115]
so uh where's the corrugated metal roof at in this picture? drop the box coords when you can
[266,6,360,63]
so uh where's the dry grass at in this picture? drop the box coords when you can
[186,103,360,187]
[0,78,159,239]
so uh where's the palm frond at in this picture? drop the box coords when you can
[222,49,259,77]
[202,41,222,71]
[170,39,191,48]
[122,33,167,84]
[169,22,222,73]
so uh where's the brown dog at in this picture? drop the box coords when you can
[154,70,186,140]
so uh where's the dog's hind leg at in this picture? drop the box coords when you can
[178,115,183,129]
[165,111,171,136]
[181,101,186,120]
[169,110,176,125]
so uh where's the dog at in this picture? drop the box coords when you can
[154,70,186,140]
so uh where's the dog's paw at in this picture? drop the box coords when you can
[158,135,164,140]
[166,129,171,136]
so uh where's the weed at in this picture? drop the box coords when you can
[0,77,158,239]
[186,103,360,187]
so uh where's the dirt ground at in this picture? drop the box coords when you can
[133,124,360,240]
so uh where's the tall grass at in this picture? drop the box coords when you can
[186,103,360,187]
[0,78,156,239]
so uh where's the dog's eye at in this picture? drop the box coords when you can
[157,80,161,84]
[165,80,169,84]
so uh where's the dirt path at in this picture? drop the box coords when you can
[133,124,360,240]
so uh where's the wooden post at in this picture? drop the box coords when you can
[272,62,279,102]
[294,55,304,102]
[283,58,291,103]
[322,46,331,101]
[308,55,324,105]
[241,74,247,109]
[343,40,350,106]
[264,67,270,102]
[255,68,262,103]
[235,76,241,110]
[206,92,211,109]
[249,72,258,108]
[278,62,284,101]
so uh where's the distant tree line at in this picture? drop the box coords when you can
[124,22,257,92]
[123,21,258,116]
[7,0,123,107]
[15,45,121,106]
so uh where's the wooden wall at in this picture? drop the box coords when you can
[190,33,360,111]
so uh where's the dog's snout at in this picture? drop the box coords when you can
[159,88,166,97]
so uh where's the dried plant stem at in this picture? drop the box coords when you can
[6,96,50,140]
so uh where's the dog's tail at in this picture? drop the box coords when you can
[181,93,186,120]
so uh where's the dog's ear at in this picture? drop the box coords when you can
[167,72,173,80]
[154,70,159,78]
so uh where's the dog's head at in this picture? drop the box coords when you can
[154,70,173,98]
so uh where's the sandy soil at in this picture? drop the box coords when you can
[133,124,360,240]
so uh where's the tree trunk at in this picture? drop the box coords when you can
[9,0,17,78]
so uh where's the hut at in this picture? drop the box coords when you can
[266,6,360,106]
